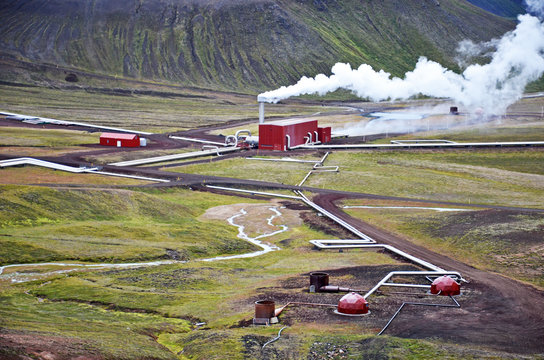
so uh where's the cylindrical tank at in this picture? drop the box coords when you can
[254,300,276,319]
[310,272,329,292]
[430,275,461,296]
[337,292,369,315]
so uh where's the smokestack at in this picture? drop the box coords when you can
[257,95,267,124]
[259,102,265,124]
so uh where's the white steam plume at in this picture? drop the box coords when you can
[258,15,544,115]
[525,0,544,18]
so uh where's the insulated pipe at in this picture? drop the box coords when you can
[298,141,544,150]
[309,240,443,272]
[0,158,170,182]
[235,129,251,141]
[319,152,330,165]
[274,301,338,317]
[318,285,364,293]
[298,167,339,187]
[205,185,302,200]
[314,131,319,143]
[379,283,431,289]
[362,271,464,299]
[390,139,456,144]
[202,145,221,156]
[378,296,460,335]
[285,135,291,150]
[295,192,375,241]
[0,110,152,135]
[245,157,320,164]
[307,132,313,143]
[225,135,237,147]
[169,136,227,147]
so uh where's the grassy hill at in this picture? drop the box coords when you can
[0,0,514,91]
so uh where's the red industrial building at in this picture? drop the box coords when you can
[258,119,331,151]
[99,133,140,147]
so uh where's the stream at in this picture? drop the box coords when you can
[0,207,287,283]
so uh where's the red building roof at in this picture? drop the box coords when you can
[100,133,139,140]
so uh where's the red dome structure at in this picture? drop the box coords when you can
[430,276,461,296]
[337,292,369,315]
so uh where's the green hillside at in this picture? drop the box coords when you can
[0,0,514,91]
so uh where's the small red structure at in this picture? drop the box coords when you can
[318,127,331,144]
[258,119,331,151]
[337,292,369,315]
[430,276,461,296]
[100,133,140,147]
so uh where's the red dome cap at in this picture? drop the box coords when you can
[430,275,461,296]
[337,292,369,315]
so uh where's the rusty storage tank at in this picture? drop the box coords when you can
[254,300,278,325]
[309,272,329,292]
[336,292,369,315]
[430,276,461,296]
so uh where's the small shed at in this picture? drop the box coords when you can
[100,133,140,147]
[318,127,332,143]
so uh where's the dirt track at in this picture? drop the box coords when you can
[311,193,544,354]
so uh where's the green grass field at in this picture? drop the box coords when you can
[167,149,544,208]
[0,83,328,133]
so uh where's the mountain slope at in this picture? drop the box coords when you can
[0,0,514,91]
[466,0,526,18]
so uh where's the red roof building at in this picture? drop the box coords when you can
[100,133,140,147]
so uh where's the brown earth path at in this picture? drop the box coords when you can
[312,193,544,354]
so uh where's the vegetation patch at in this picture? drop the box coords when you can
[0,186,261,264]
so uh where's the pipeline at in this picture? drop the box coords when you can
[225,135,237,147]
[378,295,460,335]
[274,301,338,317]
[169,135,227,147]
[0,158,170,183]
[310,240,444,272]
[109,146,240,166]
[202,145,221,156]
[298,141,544,150]
[246,157,319,164]
[1,110,152,135]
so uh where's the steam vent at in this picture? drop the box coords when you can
[336,292,369,315]
[430,275,461,296]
